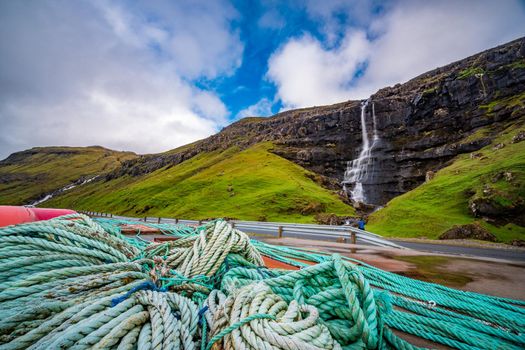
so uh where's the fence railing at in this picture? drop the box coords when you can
[79,211,405,249]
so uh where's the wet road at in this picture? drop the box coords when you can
[390,240,525,262]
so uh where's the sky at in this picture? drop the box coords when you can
[1,0,525,159]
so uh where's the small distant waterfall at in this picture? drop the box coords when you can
[29,175,99,206]
[343,98,379,204]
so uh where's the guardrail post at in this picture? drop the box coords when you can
[157,217,161,224]
[175,218,178,224]
[231,222,235,228]
[110,213,113,218]
[278,226,283,238]
[198,220,202,225]
[351,232,357,245]
[144,216,147,222]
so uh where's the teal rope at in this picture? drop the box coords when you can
[1,215,524,350]
[205,313,276,350]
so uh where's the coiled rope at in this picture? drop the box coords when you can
[0,214,523,349]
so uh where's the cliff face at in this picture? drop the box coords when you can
[110,37,525,205]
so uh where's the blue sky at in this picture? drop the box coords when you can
[1,0,525,158]
[200,0,389,118]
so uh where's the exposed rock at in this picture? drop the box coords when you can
[492,143,505,150]
[468,192,525,225]
[510,239,525,247]
[439,223,496,241]
[470,152,484,160]
[512,130,525,143]
[314,213,356,225]
[425,170,436,182]
[491,170,516,183]
[104,37,525,207]
[300,202,326,215]
[504,171,514,182]
[352,201,376,212]
[433,108,448,118]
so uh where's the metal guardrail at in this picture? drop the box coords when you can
[79,211,405,249]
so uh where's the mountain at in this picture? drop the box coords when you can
[0,146,137,205]
[1,37,524,241]
[42,143,355,223]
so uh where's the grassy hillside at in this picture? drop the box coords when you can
[368,121,525,243]
[46,143,355,223]
[0,146,137,205]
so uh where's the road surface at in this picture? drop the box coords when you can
[390,239,525,262]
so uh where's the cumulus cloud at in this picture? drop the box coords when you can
[0,0,242,158]
[268,31,370,109]
[268,0,525,109]
[236,98,274,118]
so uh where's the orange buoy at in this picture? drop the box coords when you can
[0,206,37,227]
[0,206,76,227]
[31,207,76,221]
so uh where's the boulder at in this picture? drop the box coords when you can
[439,223,496,241]
[510,239,525,247]
[511,130,525,143]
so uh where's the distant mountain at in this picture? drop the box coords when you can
[1,37,524,241]
[0,146,136,205]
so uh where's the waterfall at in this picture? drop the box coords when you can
[343,98,379,204]
[29,175,99,206]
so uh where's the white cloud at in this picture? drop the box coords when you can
[358,0,525,95]
[0,0,243,158]
[268,0,525,108]
[268,31,370,109]
[237,98,274,118]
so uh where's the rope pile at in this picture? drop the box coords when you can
[0,214,523,349]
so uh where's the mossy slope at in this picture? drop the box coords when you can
[0,146,137,205]
[46,143,355,223]
[368,123,525,243]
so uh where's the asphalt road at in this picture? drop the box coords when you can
[242,226,525,261]
[390,240,525,262]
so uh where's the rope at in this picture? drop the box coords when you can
[0,215,523,350]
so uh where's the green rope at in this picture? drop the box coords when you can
[0,215,523,350]
[205,313,276,350]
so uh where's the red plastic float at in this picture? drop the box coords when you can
[0,206,76,227]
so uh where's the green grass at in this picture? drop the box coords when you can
[501,60,525,70]
[457,66,485,79]
[47,143,355,223]
[479,91,525,114]
[0,147,136,205]
[368,123,525,243]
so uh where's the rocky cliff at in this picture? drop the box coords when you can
[109,37,525,206]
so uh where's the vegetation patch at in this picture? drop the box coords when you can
[368,123,525,243]
[457,66,485,79]
[0,147,136,205]
[479,91,525,114]
[46,143,355,223]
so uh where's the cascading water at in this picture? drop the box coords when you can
[29,175,99,206]
[343,98,379,204]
